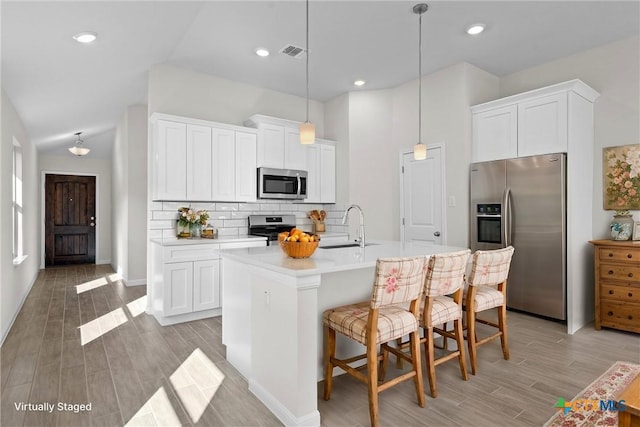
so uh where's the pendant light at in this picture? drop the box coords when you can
[299,0,315,144]
[68,132,90,156]
[413,3,428,160]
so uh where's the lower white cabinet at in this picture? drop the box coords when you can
[150,239,266,325]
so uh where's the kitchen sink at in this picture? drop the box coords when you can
[319,243,378,249]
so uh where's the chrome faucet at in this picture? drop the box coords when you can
[342,205,365,248]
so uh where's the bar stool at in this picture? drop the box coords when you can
[323,256,426,427]
[393,249,471,398]
[465,246,515,375]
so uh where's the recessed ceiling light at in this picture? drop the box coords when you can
[255,48,270,57]
[354,80,366,87]
[73,32,97,43]
[466,23,485,35]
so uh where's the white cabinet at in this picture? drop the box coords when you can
[245,114,308,170]
[471,80,599,162]
[150,113,257,202]
[306,141,336,203]
[149,238,267,326]
[152,120,187,200]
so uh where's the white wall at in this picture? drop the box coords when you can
[1,89,40,344]
[499,36,640,238]
[148,64,325,134]
[112,105,147,285]
[39,155,112,265]
[324,93,350,204]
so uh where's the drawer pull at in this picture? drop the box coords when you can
[629,292,634,297]
[628,253,633,259]
[629,273,634,278]
[608,311,614,316]
[609,253,614,257]
[608,270,614,275]
[628,315,633,320]
[609,290,614,295]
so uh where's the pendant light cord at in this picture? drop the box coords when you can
[305,0,310,122]
[418,11,422,143]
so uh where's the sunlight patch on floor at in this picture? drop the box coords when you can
[125,386,182,427]
[79,307,128,345]
[126,295,147,318]
[76,277,109,294]
[108,272,122,282]
[169,348,225,423]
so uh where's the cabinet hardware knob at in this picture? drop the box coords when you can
[629,273,634,278]
[608,270,614,275]
[609,253,614,257]
[628,253,633,258]
[609,290,614,294]
[628,315,633,320]
[629,292,633,297]
[608,311,613,316]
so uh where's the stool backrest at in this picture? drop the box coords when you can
[467,246,515,287]
[370,256,426,309]
[423,249,471,297]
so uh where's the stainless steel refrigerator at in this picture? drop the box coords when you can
[470,153,566,320]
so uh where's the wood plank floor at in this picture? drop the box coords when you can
[1,265,639,426]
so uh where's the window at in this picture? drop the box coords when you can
[13,138,25,264]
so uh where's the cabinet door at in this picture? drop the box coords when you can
[186,124,212,201]
[472,105,518,162]
[284,128,308,171]
[257,124,284,168]
[320,144,336,203]
[304,145,321,203]
[211,128,236,201]
[193,259,220,311]
[153,120,187,200]
[517,93,568,157]
[163,262,193,316]
[235,131,257,202]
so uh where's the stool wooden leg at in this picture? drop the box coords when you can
[467,310,478,375]
[498,305,510,360]
[410,329,425,408]
[367,338,380,427]
[395,337,404,369]
[424,326,437,398]
[324,326,335,400]
[454,318,468,381]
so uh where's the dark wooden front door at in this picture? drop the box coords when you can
[45,174,96,266]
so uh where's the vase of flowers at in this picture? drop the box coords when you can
[610,210,634,240]
[177,207,210,238]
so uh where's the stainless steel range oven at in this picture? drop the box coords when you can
[248,214,296,245]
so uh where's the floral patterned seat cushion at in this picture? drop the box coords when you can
[323,302,419,346]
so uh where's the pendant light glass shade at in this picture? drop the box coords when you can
[300,121,315,144]
[413,3,428,160]
[413,142,427,160]
[69,132,90,156]
[300,0,315,144]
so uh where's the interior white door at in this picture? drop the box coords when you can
[401,147,444,244]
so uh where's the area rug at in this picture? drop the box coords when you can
[544,361,640,427]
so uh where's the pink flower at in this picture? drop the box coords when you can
[624,180,633,188]
[629,188,637,196]
[385,276,399,293]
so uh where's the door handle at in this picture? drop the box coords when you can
[503,187,512,247]
[434,231,441,237]
[90,222,95,227]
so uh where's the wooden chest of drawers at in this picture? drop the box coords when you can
[590,240,640,334]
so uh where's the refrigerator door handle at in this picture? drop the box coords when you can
[503,187,512,247]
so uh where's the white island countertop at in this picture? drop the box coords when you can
[220,240,467,277]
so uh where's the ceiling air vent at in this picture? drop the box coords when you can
[279,44,306,59]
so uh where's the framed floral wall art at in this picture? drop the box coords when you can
[604,144,640,210]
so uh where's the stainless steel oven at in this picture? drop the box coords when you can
[474,203,504,249]
[257,167,307,200]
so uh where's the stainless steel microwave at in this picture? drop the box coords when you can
[257,167,307,200]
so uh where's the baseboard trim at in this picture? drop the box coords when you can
[248,379,320,427]
[123,278,146,287]
[96,259,111,265]
[1,269,39,346]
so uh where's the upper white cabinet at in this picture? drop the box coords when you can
[150,114,257,202]
[245,114,308,170]
[471,80,599,162]
[152,120,188,200]
[306,141,336,203]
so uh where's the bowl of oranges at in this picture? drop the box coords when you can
[278,228,321,258]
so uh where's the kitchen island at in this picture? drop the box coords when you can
[220,241,467,427]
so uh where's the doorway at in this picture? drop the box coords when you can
[400,145,445,244]
[45,174,96,266]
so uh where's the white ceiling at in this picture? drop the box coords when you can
[2,1,638,159]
